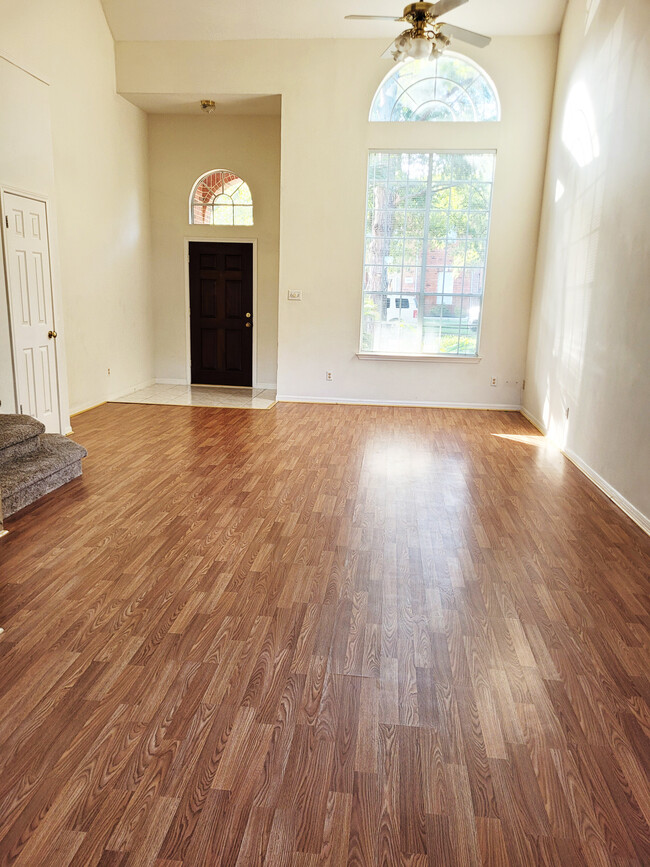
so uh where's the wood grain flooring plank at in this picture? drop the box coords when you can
[0,402,647,865]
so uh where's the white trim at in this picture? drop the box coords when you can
[277,395,520,410]
[369,51,501,123]
[1,187,64,432]
[520,408,650,536]
[519,407,546,435]
[183,237,258,387]
[155,378,187,386]
[68,398,105,416]
[68,378,155,416]
[563,447,650,536]
[357,148,495,361]
[256,381,277,390]
[357,352,482,363]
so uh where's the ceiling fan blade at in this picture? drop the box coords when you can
[439,23,491,48]
[345,15,404,21]
[381,37,401,58]
[431,0,469,16]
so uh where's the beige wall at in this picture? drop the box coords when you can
[0,0,154,422]
[147,114,280,386]
[117,36,558,408]
[0,58,55,415]
[524,0,650,526]
[49,0,154,414]
[0,5,65,421]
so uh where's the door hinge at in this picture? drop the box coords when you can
[20,404,23,414]
[4,216,8,229]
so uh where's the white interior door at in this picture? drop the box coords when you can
[3,192,61,433]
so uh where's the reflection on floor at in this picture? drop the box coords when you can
[112,383,276,409]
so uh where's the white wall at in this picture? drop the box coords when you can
[0,3,64,420]
[48,0,154,414]
[117,36,558,408]
[524,0,650,526]
[0,0,154,422]
[147,114,280,387]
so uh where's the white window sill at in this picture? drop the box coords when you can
[356,352,482,363]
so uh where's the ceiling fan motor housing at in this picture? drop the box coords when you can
[403,2,438,26]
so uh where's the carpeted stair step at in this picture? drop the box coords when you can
[0,434,87,518]
[0,414,45,465]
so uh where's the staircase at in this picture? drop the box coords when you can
[0,414,87,527]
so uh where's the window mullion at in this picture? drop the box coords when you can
[418,154,434,353]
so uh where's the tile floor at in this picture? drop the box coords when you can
[111,383,277,410]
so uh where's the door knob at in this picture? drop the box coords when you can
[245,322,252,328]
[48,330,57,339]
[245,312,251,318]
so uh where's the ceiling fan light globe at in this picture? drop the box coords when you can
[408,36,432,60]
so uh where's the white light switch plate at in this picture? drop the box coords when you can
[288,289,302,301]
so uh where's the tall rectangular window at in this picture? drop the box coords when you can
[360,151,495,356]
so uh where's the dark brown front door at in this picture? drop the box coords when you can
[189,242,253,386]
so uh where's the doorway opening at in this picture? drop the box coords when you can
[187,240,254,387]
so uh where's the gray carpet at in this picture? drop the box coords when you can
[0,414,45,463]
[0,415,87,518]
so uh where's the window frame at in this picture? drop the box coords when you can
[358,148,496,360]
[369,52,501,123]
[189,169,254,226]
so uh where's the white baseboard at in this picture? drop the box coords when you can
[563,446,650,535]
[255,382,277,391]
[69,378,155,416]
[519,406,546,435]
[116,378,156,397]
[521,407,650,535]
[277,395,521,410]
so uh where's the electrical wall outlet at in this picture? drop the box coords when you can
[326,371,333,381]
[490,376,498,387]
[287,289,302,301]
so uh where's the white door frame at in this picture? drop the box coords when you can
[0,185,63,431]
[183,237,258,388]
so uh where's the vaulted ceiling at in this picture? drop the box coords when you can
[100,0,568,42]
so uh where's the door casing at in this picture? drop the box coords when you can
[1,186,63,432]
[183,237,258,387]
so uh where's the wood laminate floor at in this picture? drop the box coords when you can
[0,402,649,866]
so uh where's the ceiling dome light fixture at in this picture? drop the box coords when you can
[200,99,216,114]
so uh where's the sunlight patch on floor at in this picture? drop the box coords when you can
[492,433,552,448]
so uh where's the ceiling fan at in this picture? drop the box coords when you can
[345,0,491,63]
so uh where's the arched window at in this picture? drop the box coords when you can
[370,53,500,123]
[190,170,253,226]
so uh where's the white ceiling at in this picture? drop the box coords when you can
[100,0,568,42]
[124,93,282,115]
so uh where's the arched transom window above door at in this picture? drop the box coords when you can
[370,53,500,122]
[190,170,253,226]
